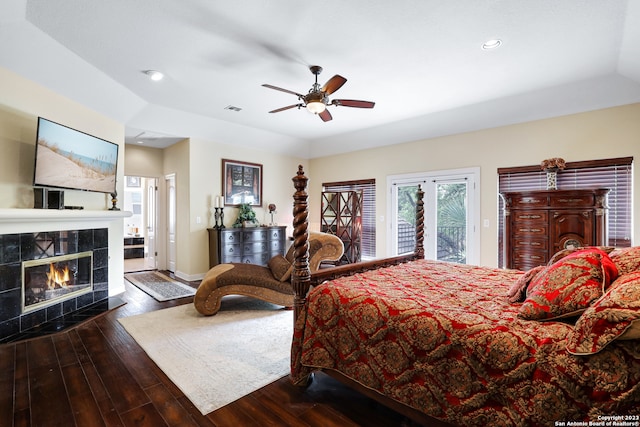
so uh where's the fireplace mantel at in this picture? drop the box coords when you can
[0,208,131,234]
[0,208,131,223]
[0,209,132,341]
[0,209,131,297]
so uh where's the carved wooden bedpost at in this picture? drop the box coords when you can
[414,185,425,259]
[291,165,311,320]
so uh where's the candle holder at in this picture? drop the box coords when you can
[268,203,277,226]
[214,207,225,229]
[109,191,120,211]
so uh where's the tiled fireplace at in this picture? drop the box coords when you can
[0,228,109,341]
[0,208,129,343]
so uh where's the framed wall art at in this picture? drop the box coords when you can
[126,176,141,188]
[222,159,262,206]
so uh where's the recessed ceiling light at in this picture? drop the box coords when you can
[143,70,164,81]
[482,39,502,50]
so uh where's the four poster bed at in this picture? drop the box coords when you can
[288,166,640,427]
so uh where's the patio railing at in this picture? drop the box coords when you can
[398,223,466,263]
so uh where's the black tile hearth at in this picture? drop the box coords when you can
[0,296,125,344]
[0,227,110,341]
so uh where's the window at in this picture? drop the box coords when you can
[322,179,376,259]
[497,157,633,268]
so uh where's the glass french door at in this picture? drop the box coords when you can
[390,169,478,264]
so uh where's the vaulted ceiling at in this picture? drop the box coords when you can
[1,0,639,158]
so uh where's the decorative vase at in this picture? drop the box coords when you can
[545,169,558,190]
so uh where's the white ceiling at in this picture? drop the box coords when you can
[1,0,640,159]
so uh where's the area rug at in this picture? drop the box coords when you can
[124,271,195,301]
[118,298,292,415]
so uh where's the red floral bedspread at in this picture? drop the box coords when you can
[291,259,640,427]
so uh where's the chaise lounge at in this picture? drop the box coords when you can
[194,231,344,315]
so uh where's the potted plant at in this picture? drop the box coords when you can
[233,203,259,227]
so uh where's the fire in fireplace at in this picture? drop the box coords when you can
[22,251,93,313]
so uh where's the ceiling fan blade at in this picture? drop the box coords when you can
[262,84,304,98]
[319,109,333,122]
[332,99,375,108]
[268,104,302,113]
[321,75,347,96]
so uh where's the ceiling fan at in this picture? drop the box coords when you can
[262,65,375,122]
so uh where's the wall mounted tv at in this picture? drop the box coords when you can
[33,117,118,194]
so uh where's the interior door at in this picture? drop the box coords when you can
[166,173,177,273]
[145,178,158,270]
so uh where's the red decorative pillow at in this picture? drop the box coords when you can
[567,271,640,355]
[268,254,293,282]
[518,248,618,321]
[609,246,640,275]
[507,265,545,304]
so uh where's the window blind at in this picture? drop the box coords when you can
[497,157,633,268]
[322,179,376,258]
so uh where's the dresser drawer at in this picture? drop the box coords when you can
[268,228,285,240]
[241,253,269,265]
[221,254,243,264]
[513,259,545,271]
[512,237,548,250]
[509,194,548,208]
[512,210,548,222]
[242,229,268,242]
[513,250,548,266]
[512,223,548,236]
[220,230,241,244]
[243,241,269,254]
[221,243,242,257]
[269,239,285,251]
[550,194,595,208]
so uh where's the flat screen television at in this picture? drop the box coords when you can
[33,117,119,194]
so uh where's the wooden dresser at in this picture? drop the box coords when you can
[502,189,608,270]
[207,226,287,268]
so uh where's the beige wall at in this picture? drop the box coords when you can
[4,64,638,277]
[124,137,307,280]
[0,66,127,292]
[0,67,125,209]
[163,139,191,277]
[123,144,164,178]
[182,138,307,280]
[309,103,640,267]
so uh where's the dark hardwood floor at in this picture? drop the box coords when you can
[0,272,425,427]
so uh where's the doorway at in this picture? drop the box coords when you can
[388,168,480,264]
[123,176,159,273]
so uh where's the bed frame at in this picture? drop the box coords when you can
[290,165,452,426]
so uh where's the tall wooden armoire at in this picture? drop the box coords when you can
[502,188,609,270]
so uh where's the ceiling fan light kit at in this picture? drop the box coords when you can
[306,101,326,114]
[263,65,374,122]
